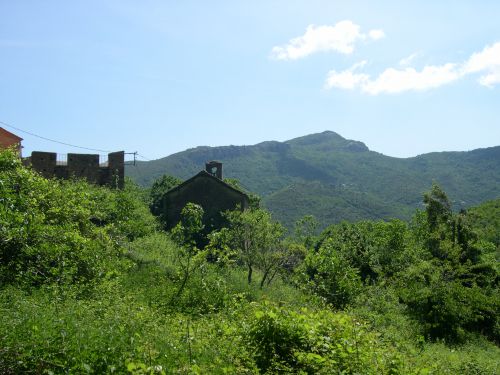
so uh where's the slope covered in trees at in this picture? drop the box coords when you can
[127,131,500,229]
[468,197,500,258]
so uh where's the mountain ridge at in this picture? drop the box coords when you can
[127,131,500,229]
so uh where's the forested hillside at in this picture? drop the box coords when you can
[468,197,500,258]
[1,149,499,373]
[127,131,500,229]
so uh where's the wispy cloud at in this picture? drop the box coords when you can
[399,52,421,66]
[270,20,384,60]
[325,42,500,94]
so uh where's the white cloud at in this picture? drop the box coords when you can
[463,42,500,87]
[270,20,384,60]
[368,29,385,41]
[326,62,461,94]
[362,64,461,94]
[325,61,369,89]
[478,70,500,87]
[463,42,500,73]
[325,42,500,94]
[325,70,369,90]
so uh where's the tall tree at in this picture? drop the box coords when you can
[423,182,452,231]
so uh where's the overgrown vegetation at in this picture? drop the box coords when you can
[1,149,499,374]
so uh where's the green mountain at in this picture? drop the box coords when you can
[127,131,500,229]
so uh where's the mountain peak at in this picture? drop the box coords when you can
[321,130,343,137]
[286,131,369,152]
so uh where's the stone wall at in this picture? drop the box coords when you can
[29,151,124,188]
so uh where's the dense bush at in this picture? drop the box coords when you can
[297,238,362,308]
[245,303,402,374]
[308,184,500,343]
[398,185,499,342]
[314,219,412,282]
[0,149,156,288]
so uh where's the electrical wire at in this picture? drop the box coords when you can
[136,153,153,161]
[0,120,112,153]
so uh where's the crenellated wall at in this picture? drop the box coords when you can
[29,151,124,188]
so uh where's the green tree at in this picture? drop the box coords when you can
[298,237,362,309]
[294,215,318,249]
[223,208,285,287]
[398,184,500,342]
[170,203,208,303]
[171,203,205,249]
[423,182,452,232]
[149,174,182,228]
[224,177,261,210]
[467,198,500,260]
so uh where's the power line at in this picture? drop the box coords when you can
[122,153,152,166]
[0,120,112,153]
[136,153,152,161]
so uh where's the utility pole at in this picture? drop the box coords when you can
[125,151,138,166]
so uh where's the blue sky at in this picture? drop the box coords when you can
[1,1,499,161]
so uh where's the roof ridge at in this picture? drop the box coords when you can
[165,169,249,198]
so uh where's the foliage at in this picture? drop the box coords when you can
[171,202,205,249]
[0,282,258,374]
[293,214,319,249]
[396,259,499,343]
[467,197,500,260]
[169,203,211,305]
[221,208,286,287]
[397,185,500,342]
[149,174,181,228]
[125,232,228,315]
[246,303,402,374]
[423,183,452,231]
[224,177,261,209]
[298,238,363,309]
[111,179,159,241]
[0,149,155,288]
[312,219,412,283]
[306,184,499,343]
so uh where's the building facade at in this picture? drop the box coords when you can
[0,127,23,156]
[163,161,249,231]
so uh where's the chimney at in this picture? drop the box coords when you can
[205,161,223,179]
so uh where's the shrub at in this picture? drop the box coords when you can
[245,302,402,374]
[297,238,362,309]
